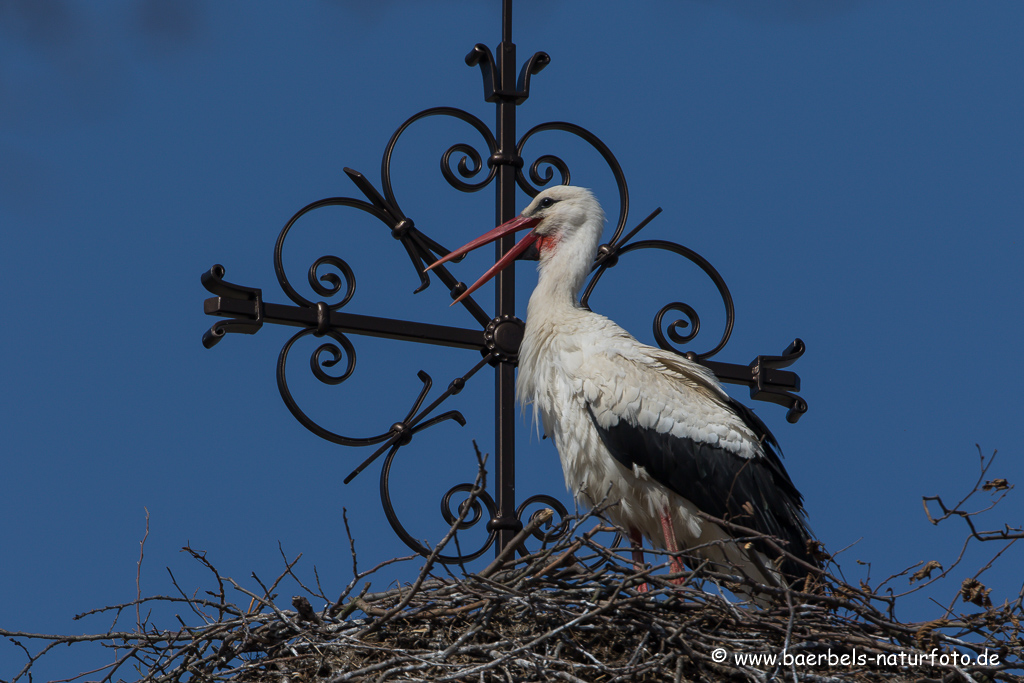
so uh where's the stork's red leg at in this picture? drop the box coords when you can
[659,509,687,584]
[628,528,649,593]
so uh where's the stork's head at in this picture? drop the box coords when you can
[427,185,605,304]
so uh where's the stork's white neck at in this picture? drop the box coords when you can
[528,212,604,313]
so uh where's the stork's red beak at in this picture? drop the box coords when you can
[426,214,540,305]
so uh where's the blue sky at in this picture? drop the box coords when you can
[2,1,1022,677]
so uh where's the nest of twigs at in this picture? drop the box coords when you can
[3,449,1022,682]
[7,519,1022,683]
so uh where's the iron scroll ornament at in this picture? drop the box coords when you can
[203,150,582,562]
[202,36,807,565]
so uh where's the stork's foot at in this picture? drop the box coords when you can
[667,556,688,586]
[629,529,650,593]
[660,509,688,587]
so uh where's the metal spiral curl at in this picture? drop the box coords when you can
[442,483,495,531]
[379,446,498,563]
[309,333,356,386]
[582,239,735,361]
[380,106,498,208]
[274,196,390,310]
[528,154,570,188]
[307,256,355,306]
[516,495,571,544]
[653,302,700,349]
[440,143,488,193]
[515,121,631,244]
[277,327,393,447]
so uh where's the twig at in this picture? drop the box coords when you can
[137,507,149,631]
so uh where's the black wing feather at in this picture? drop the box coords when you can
[586,404,817,578]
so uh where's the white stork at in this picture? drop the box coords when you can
[428,186,818,597]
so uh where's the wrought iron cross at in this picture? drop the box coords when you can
[201,0,806,563]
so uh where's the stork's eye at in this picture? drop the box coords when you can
[538,197,556,209]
